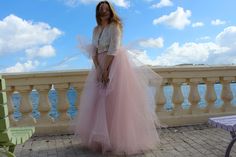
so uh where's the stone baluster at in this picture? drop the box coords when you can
[188,79,201,114]
[220,77,234,112]
[35,85,52,124]
[54,83,70,121]
[155,83,166,113]
[204,78,217,113]
[71,82,83,110]
[6,86,17,126]
[171,79,184,115]
[29,86,40,120]
[16,85,35,126]
[163,79,174,113]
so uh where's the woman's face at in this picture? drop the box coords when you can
[99,3,111,21]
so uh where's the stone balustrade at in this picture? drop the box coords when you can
[1,65,236,135]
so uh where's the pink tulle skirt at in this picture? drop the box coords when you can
[72,48,161,155]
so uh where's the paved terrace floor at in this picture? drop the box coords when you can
[13,124,236,157]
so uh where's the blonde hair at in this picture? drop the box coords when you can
[96,1,123,31]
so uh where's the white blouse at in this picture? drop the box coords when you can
[92,23,121,56]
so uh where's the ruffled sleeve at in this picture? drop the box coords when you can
[107,23,121,56]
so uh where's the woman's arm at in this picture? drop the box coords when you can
[103,55,114,71]
[102,55,114,84]
[102,23,121,84]
[92,51,103,82]
[92,53,100,69]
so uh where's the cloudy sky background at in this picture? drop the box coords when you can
[1,0,236,73]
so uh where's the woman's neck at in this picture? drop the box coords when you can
[101,19,109,28]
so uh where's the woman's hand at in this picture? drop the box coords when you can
[102,69,110,86]
[96,66,102,82]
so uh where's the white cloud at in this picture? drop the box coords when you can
[3,60,40,73]
[112,0,130,8]
[128,49,155,66]
[211,19,226,26]
[192,22,204,28]
[0,14,62,56]
[68,0,130,8]
[26,45,56,59]
[151,0,173,8]
[157,42,229,65]
[139,37,164,48]
[158,42,227,65]
[197,36,211,41]
[153,7,191,30]
[130,26,236,66]
[132,42,229,66]
[216,26,236,48]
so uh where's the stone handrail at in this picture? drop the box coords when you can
[1,65,236,135]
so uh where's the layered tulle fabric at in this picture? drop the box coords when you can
[72,46,162,155]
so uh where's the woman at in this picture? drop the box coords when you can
[73,0,162,155]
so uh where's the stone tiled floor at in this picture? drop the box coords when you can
[13,124,236,157]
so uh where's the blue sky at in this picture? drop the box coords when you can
[1,0,236,73]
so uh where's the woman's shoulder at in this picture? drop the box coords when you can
[93,25,99,34]
[109,22,121,32]
[109,22,118,28]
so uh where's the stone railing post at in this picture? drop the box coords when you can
[16,86,35,126]
[54,83,70,122]
[204,78,217,113]
[35,84,52,126]
[172,79,184,115]
[221,77,234,112]
[188,79,201,114]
